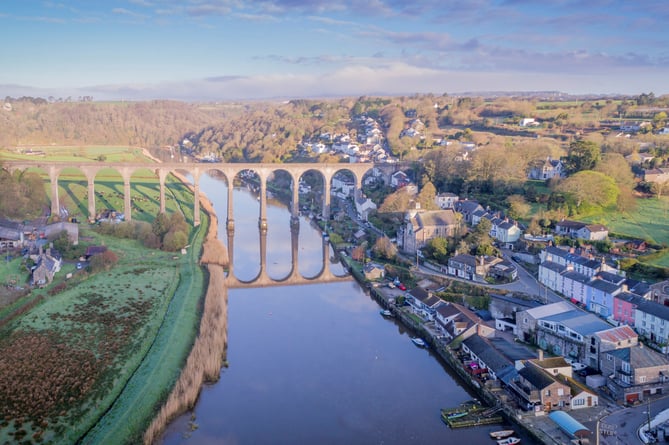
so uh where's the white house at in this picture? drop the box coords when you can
[354,190,377,221]
[435,192,459,209]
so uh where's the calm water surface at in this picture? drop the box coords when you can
[161,173,513,444]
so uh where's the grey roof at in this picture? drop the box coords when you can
[416,209,457,228]
[489,337,537,362]
[636,299,669,322]
[462,335,513,373]
[541,260,566,273]
[519,364,555,390]
[455,200,483,214]
[450,253,477,267]
[626,279,651,297]
[523,301,573,319]
[556,220,586,230]
[608,345,669,368]
[562,270,590,284]
[435,302,461,318]
[589,278,622,294]
[597,271,626,285]
[615,292,646,306]
[541,310,612,336]
[546,246,570,258]
[409,287,441,307]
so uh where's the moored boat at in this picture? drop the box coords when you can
[411,337,426,347]
[497,437,520,445]
[380,309,394,317]
[490,430,515,440]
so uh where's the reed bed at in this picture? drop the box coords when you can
[143,221,229,444]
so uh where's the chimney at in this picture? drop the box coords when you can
[538,349,544,361]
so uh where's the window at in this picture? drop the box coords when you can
[640,376,647,383]
[545,389,551,396]
[573,398,585,406]
[558,388,564,396]
[622,362,631,373]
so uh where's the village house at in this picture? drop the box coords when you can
[584,325,638,371]
[354,190,376,221]
[650,279,669,305]
[363,262,385,281]
[601,344,669,404]
[643,168,669,184]
[454,200,484,224]
[401,209,458,254]
[489,293,542,333]
[406,286,442,321]
[528,157,565,180]
[613,292,646,327]
[434,302,495,340]
[634,299,669,351]
[534,310,612,364]
[461,334,528,384]
[447,254,505,282]
[434,192,459,209]
[511,361,572,412]
[515,301,573,343]
[31,248,62,287]
[554,220,609,241]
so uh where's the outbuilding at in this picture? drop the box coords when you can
[548,411,590,439]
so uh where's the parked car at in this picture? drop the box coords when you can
[571,362,586,371]
[76,262,83,270]
[398,283,407,291]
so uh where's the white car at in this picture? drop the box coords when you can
[571,362,587,371]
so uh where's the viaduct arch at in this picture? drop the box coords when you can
[3,161,379,230]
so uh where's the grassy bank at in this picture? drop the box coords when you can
[0,146,207,444]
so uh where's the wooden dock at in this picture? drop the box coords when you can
[440,403,504,428]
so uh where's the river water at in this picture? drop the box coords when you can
[161,173,504,444]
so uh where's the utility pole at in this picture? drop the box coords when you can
[647,397,652,438]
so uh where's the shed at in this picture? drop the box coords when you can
[548,411,590,439]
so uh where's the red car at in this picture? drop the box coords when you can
[398,283,407,291]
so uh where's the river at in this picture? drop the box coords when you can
[161,172,507,444]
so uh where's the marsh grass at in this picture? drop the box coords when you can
[143,230,229,445]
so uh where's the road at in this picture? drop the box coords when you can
[599,396,669,444]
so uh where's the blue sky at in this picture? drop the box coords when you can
[1,0,667,100]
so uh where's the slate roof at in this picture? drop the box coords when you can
[541,310,612,336]
[519,364,555,390]
[608,345,669,368]
[541,260,566,273]
[614,292,646,306]
[589,278,622,294]
[532,357,571,369]
[409,287,441,307]
[523,301,573,319]
[635,299,669,322]
[415,209,457,228]
[556,220,586,230]
[462,334,513,373]
[450,253,478,267]
[562,270,590,284]
[596,271,626,285]
[489,293,542,309]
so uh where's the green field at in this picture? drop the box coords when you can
[2,145,150,163]
[0,145,205,444]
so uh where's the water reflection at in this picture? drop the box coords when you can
[160,172,499,444]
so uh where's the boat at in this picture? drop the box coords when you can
[446,411,468,420]
[490,430,515,440]
[380,309,394,317]
[411,337,426,347]
[497,437,520,445]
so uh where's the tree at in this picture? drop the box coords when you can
[556,171,619,212]
[90,250,119,272]
[372,236,397,261]
[151,212,170,239]
[594,153,634,189]
[565,139,600,174]
[424,237,449,263]
[506,194,530,220]
[416,181,438,210]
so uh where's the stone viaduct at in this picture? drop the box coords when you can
[3,161,383,232]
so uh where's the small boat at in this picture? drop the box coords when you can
[497,437,520,445]
[380,309,394,317]
[411,337,426,347]
[490,430,515,440]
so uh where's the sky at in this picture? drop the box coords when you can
[1,0,668,101]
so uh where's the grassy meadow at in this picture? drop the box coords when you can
[0,146,207,444]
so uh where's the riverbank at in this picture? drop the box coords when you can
[344,258,591,445]
[144,193,230,444]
